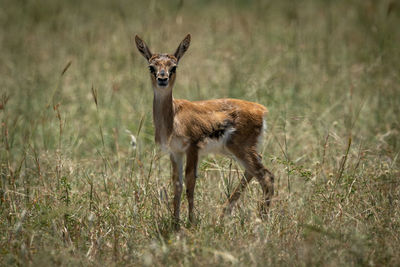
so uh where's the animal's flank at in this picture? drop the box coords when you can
[207,120,233,140]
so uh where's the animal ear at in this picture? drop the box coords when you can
[135,35,153,61]
[174,34,191,61]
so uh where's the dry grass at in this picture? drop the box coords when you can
[1,0,399,266]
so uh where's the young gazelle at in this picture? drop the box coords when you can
[135,34,274,225]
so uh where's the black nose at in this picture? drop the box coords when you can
[157,77,168,86]
[157,77,168,82]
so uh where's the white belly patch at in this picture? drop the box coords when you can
[198,127,236,156]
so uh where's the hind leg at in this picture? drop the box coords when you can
[254,162,275,218]
[227,146,275,218]
[221,170,253,218]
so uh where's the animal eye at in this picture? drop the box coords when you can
[149,66,156,73]
[170,66,177,74]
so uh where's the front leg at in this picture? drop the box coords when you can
[170,153,183,228]
[185,145,198,224]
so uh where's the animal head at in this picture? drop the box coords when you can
[135,34,191,90]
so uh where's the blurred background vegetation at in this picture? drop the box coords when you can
[0,0,399,265]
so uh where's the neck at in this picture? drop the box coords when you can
[153,87,174,145]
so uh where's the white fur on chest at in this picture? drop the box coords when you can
[161,135,190,153]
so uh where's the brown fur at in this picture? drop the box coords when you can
[135,34,275,227]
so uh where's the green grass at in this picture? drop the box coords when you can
[1,0,399,265]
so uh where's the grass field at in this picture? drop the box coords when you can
[1,0,399,265]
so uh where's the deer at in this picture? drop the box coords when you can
[134,34,275,227]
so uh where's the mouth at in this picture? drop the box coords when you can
[157,80,169,87]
